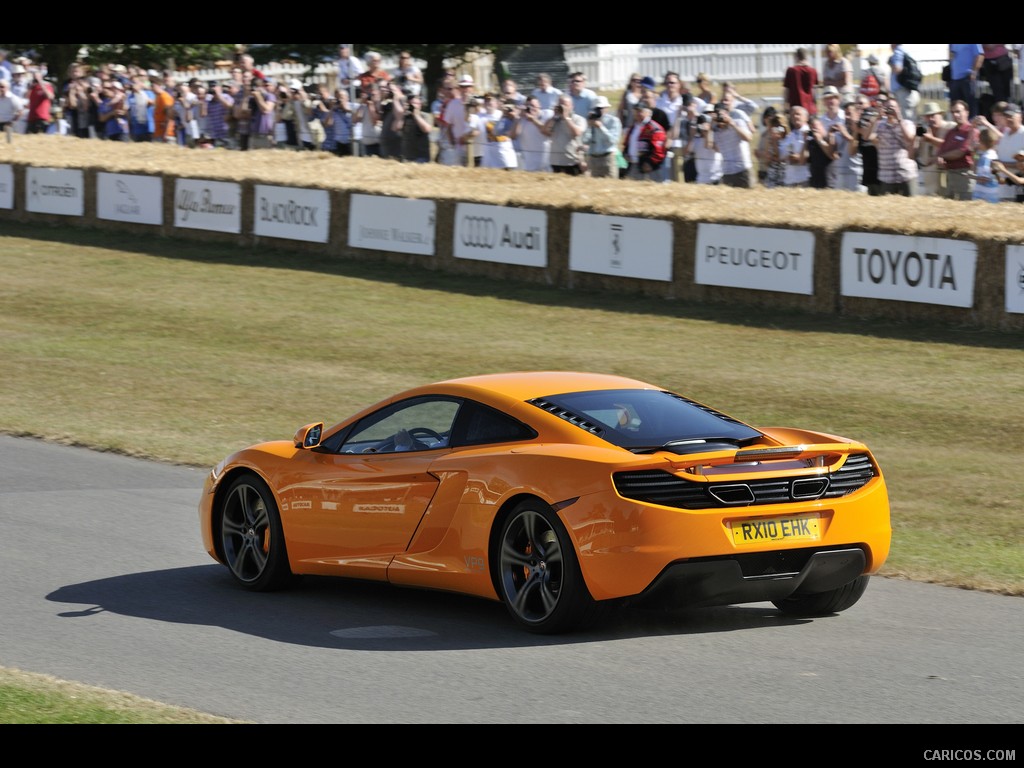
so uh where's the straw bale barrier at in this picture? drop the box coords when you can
[2,135,1023,331]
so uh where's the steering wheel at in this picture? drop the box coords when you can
[407,427,443,444]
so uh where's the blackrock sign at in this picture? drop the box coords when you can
[253,184,330,243]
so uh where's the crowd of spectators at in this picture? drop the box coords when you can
[1,44,1021,203]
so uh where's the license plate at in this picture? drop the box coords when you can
[730,513,821,545]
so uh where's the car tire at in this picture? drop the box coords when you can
[496,499,600,634]
[220,473,295,592]
[771,574,870,616]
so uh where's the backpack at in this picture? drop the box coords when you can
[896,52,921,91]
[860,71,880,99]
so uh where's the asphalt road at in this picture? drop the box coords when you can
[1,434,1021,728]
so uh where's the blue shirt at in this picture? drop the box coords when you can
[949,44,983,81]
[127,89,155,134]
[889,47,905,92]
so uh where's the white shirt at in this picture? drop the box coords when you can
[996,125,1024,200]
[517,108,553,171]
[692,134,722,184]
[442,97,469,142]
[0,92,24,122]
[532,86,562,112]
[336,56,365,86]
[781,126,810,185]
[656,92,684,147]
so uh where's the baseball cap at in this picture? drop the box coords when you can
[288,78,303,91]
[1003,102,1021,116]
[640,76,656,89]
[867,54,879,65]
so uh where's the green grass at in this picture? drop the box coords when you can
[0,668,244,724]
[1,220,1022,721]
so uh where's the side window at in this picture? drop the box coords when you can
[340,397,460,454]
[453,401,537,446]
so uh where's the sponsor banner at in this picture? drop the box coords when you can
[349,194,436,255]
[1007,245,1024,315]
[97,172,162,225]
[0,164,13,209]
[453,203,547,267]
[253,184,330,243]
[840,232,976,308]
[695,224,815,295]
[25,167,84,216]
[174,178,242,233]
[569,213,672,281]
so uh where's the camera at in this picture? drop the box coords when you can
[714,102,727,123]
[858,108,877,128]
[588,107,603,121]
[695,113,709,127]
[916,125,927,136]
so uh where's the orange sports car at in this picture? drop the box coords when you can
[198,371,891,633]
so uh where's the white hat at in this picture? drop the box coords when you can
[822,85,841,98]
[11,64,26,74]
[458,74,474,87]
[288,78,303,91]
[594,95,611,108]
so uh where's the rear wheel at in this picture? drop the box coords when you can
[220,473,294,591]
[497,499,598,634]
[772,575,870,616]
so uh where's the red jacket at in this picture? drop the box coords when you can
[28,81,54,124]
[629,118,667,170]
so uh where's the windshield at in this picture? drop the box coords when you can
[531,389,762,451]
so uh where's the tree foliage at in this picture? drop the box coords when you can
[246,43,507,93]
[0,43,236,86]
[0,43,515,93]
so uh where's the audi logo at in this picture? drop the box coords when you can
[460,216,497,248]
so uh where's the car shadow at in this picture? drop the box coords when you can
[46,564,813,651]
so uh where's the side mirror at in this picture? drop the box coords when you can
[293,422,324,449]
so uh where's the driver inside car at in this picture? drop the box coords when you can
[393,428,417,451]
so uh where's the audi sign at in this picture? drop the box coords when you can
[454,203,547,267]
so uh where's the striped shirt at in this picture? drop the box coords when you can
[205,93,233,139]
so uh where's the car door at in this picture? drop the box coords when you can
[280,397,461,567]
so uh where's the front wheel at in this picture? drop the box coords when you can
[220,473,294,591]
[496,500,599,634]
[772,575,870,616]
